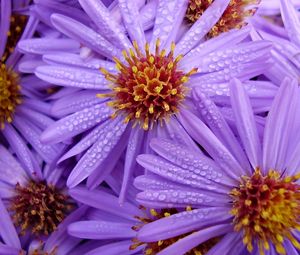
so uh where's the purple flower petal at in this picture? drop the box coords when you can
[35,65,109,89]
[51,13,121,59]
[0,0,11,57]
[67,117,127,187]
[41,103,112,144]
[18,38,80,55]
[68,220,135,239]
[230,79,262,170]
[263,78,298,172]
[137,207,231,242]
[175,0,230,56]
[158,224,232,255]
[0,199,20,249]
[79,0,131,49]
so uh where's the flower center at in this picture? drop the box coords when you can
[230,168,300,255]
[10,181,73,236]
[185,0,259,38]
[2,14,28,62]
[99,40,197,130]
[130,207,220,254]
[0,63,22,128]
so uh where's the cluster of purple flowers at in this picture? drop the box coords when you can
[1,0,300,254]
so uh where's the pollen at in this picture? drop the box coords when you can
[230,168,300,255]
[98,39,197,130]
[0,63,22,129]
[185,0,260,38]
[10,181,73,236]
[2,14,28,63]
[130,207,219,254]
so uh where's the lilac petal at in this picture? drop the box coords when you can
[41,103,112,144]
[263,78,298,172]
[17,38,79,55]
[59,119,119,163]
[35,65,109,89]
[119,128,145,203]
[0,145,27,184]
[284,240,299,255]
[0,243,20,255]
[139,0,157,31]
[138,207,231,242]
[230,79,262,169]
[280,0,300,47]
[137,152,231,192]
[150,0,187,50]
[206,232,245,255]
[51,90,106,117]
[165,116,200,153]
[67,118,127,187]
[118,0,145,50]
[0,182,15,199]
[175,0,230,56]
[85,240,140,255]
[192,89,249,171]
[43,53,116,72]
[134,174,199,192]
[44,206,88,252]
[182,26,251,67]
[0,0,11,57]
[158,224,232,255]
[0,199,20,249]
[0,160,27,187]
[68,221,135,239]
[86,126,130,189]
[2,125,41,180]
[13,115,59,163]
[79,0,131,49]
[183,41,273,73]
[178,109,243,181]
[51,14,121,59]
[148,138,234,187]
[136,188,229,208]
[69,187,142,220]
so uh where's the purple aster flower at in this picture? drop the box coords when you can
[0,145,87,255]
[134,78,300,255]
[250,0,300,86]
[0,0,65,175]
[20,0,273,201]
[258,0,300,15]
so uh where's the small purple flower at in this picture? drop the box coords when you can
[135,78,300,255]
[0,0,64,173]
[20,0,273,202]
[0,145,88,255]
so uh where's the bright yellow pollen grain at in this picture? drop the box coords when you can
[99,39,197,130]
[231,168,300,255]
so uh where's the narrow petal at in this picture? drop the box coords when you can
[175,0,230,56]
[41,103,112,144]
[158,224,232,255]
[51,14,121,59]
[119,128,145,203]
[138,207,231,242]
[136,189,229,208]
[178,109,243,181]
[263,78,298,172]
[79,0,131,49]
[118,0,145,49]
[192,89,250,171]
[230,79,262,169]
[35,65,109,89]
[280,0,300,47]
[18,38,79,55]
[2,125,41,180]
[0,199,20,249]
[67,118,127,187]
[68,221,135,239]
[69,187,142,220]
